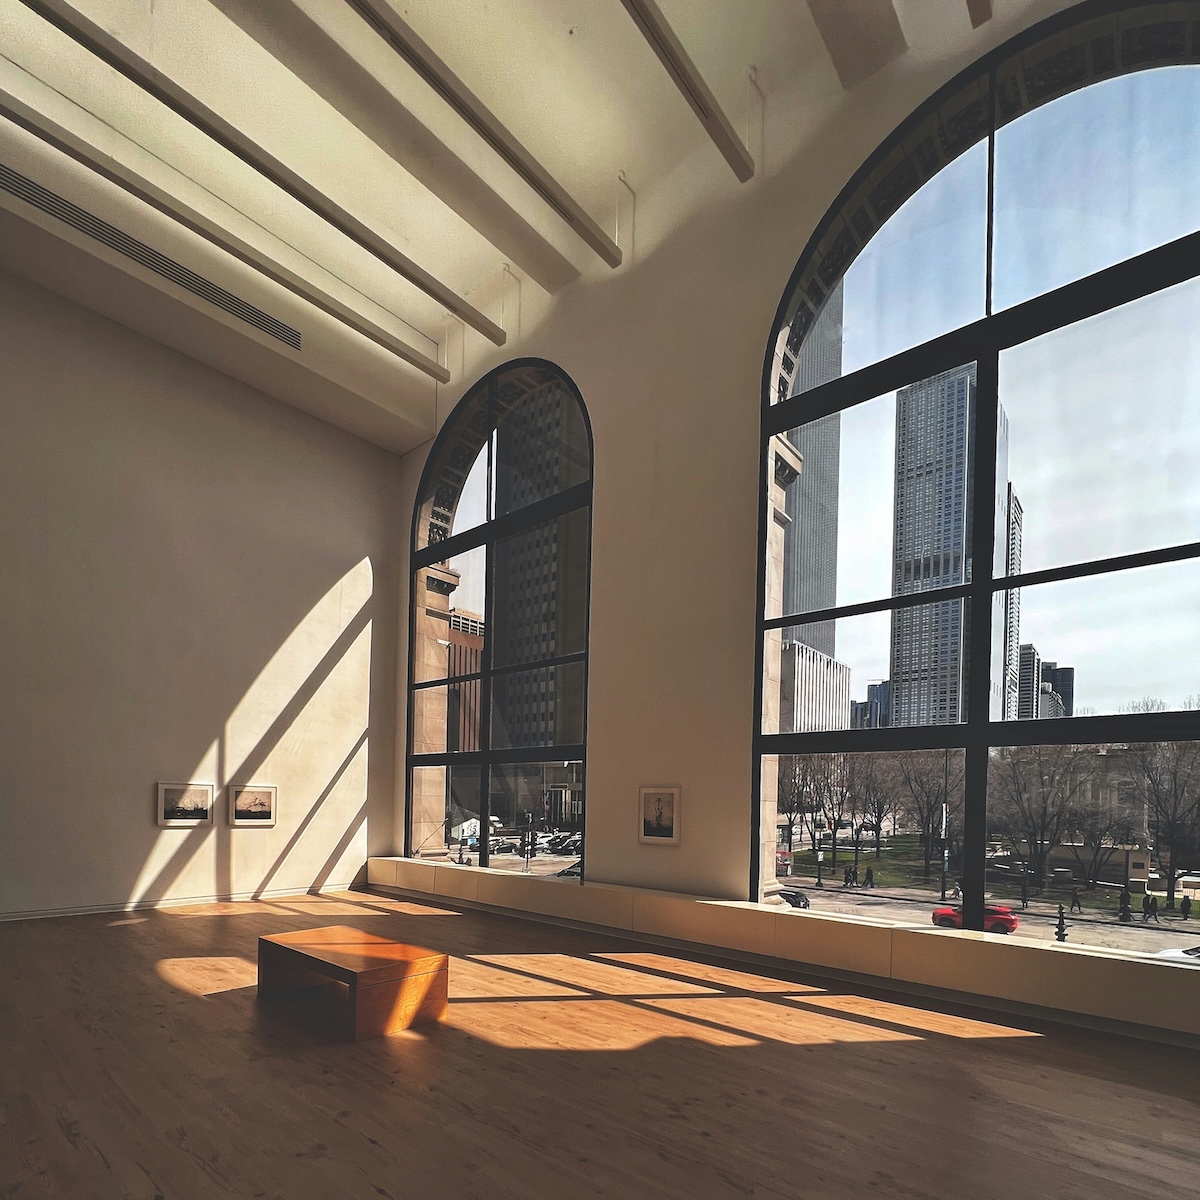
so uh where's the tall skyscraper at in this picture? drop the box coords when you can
[782,281,843,658]
[889,366,976,726]
[1041,661,1075,717]
[1002,485,1023,719]
[491,377,588,752]
[1017,643,1042,720]
[851,680,892,729]
[888,366,1019,725]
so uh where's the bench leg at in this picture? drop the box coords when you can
[351,970,448,1042]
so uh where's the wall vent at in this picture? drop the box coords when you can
[0,161,302,350]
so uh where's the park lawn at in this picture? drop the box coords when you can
[784,833,954,892]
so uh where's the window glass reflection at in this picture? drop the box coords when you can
[762,598,971,734]
[492,662,586,750]
[987,741,1200,957]
[998,276,1200,575]
[760,751,965,909]
[994,560,1200,719]
[994,67,1200,311]
[493,509,589,669]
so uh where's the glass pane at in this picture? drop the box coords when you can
[493,508,590,669]
[759,751,965,911]
[492,662,585,749]
[493,369,589,517]
[998,277,1200,576]
[412,544,487,683]
[415,383,491,550]
[986,741,1199,958]
[994,67,1200,311]
[762,598,971,734]
[410,765,482,861]
[993,559,1200,719]
[772,362,981,621]
[785,142,987,398]
[488,761,584,877]
[412,681,481,755]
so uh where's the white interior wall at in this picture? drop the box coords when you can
[0,269,403,917]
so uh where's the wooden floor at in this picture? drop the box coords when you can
[2,891,1197,1200]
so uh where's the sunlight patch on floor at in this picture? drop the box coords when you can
[796,994,1043,1039]
[156,955,257,996]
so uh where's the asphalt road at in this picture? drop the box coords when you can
[789,884,1200,953]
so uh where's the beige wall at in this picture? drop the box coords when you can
[0,269,403,916]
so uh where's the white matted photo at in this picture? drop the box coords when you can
[638,786,680,844]
[157,782,214,828]
[228,784,277,828]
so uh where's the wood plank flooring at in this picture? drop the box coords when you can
[2,890,1197,1200]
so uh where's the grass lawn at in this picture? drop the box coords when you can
[783,833,954,893]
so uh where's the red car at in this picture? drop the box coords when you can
[932,904,1019,935]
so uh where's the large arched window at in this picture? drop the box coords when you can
[757,1,1200,948]
[408,360,592,877]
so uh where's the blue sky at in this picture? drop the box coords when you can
[804,67,1200,716]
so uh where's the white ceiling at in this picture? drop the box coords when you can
[0,0,1055,454]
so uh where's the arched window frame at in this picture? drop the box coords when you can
[406,358,593,873]
[754,0,1200,920]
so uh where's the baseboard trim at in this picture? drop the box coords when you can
[0,882,361,923]
[361,881,1200,1052]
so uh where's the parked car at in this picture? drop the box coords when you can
[1154,945,1200,965]
[932,904,1019,934]
[777,888,810,910]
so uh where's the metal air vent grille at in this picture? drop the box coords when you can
[0,161,301,350]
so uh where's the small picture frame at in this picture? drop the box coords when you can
[157,782,214,828]
[638,786,680,844]
[228,784,277,828]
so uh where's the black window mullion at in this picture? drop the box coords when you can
[995,540,1200,594]
[478,379,497,868]
[763,581,974,631]
[412,480,592,570]
[490,650,587,679]
[985,64,996,319]
[962,350,1000,931]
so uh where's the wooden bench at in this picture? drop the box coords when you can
[257,925,448,1042]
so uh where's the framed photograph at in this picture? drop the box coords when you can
[228,784,277,827]
[226,782,278,830]
[157,782,214,828]
[638,786,680,844]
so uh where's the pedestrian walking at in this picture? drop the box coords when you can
[1020,877,1029,910]
[864,867,874,889]
[1150,894,1160,923]
[1142,892,1152,921]
[1182,894,1192,920]
[1070,887,1083,913]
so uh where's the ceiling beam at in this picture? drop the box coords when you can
[966,0,993,28]
[18,0,506,345]
[345,0,621,269]
[619,0,754,183]
[0,90,450,382]
[807,0,907,91]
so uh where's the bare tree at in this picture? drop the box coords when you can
[1063,758,1140,889]
[776,756,804,855]
[859,753,900,859]
[897,750,963,884]
[1130,739,1200,910]
[989,744,1095,891]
